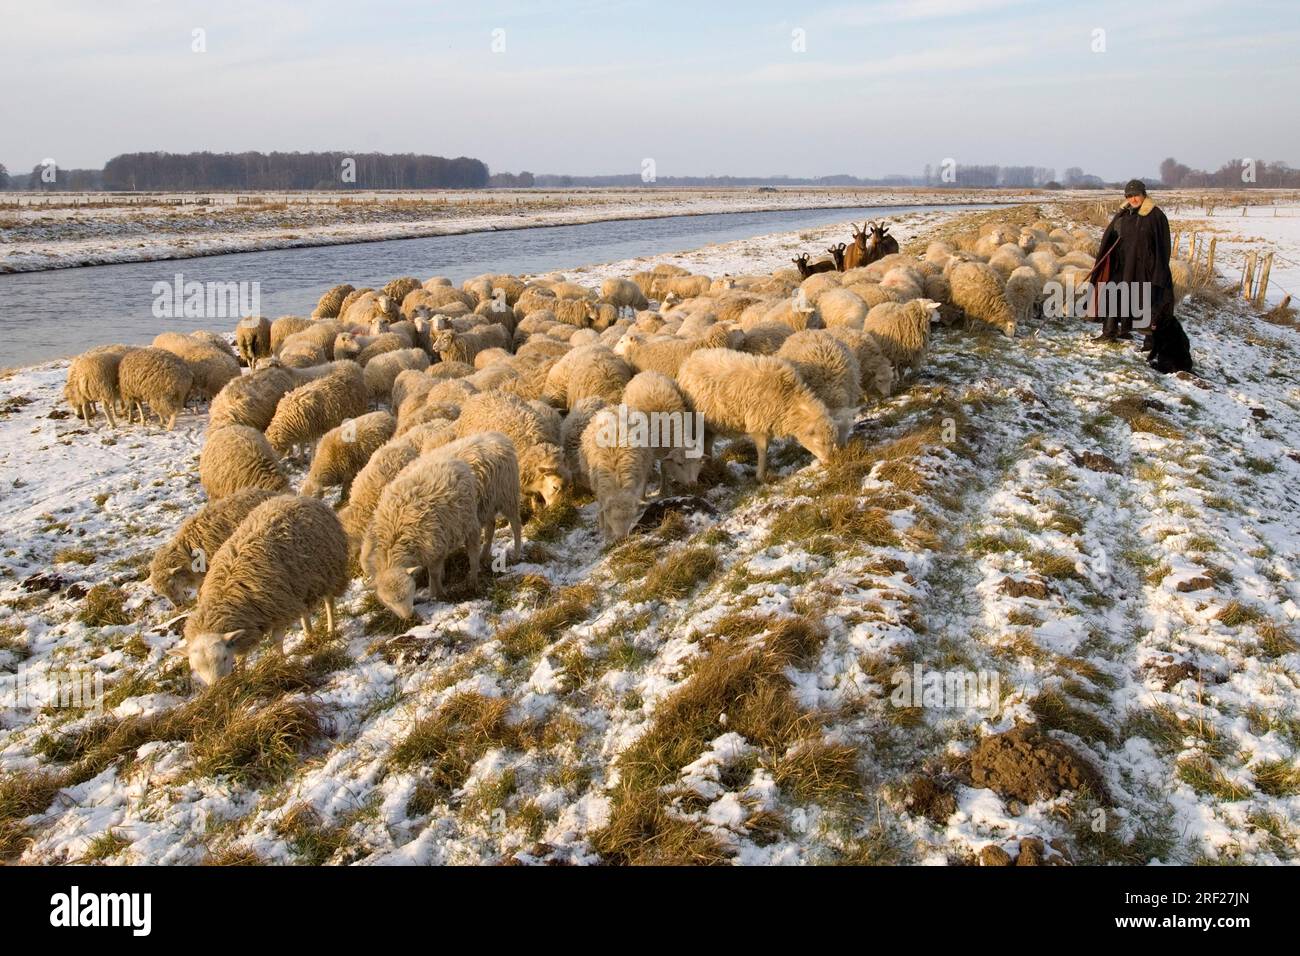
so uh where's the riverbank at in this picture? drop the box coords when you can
[0,187,1041,274]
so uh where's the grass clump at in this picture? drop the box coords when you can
[1028,549,1081,581]
[630,546,719,602]
[78,584,131,627]
[54,547,96,566]
[1177,756,1250,801]
[1110,395,1184,440]
[1030,689,1115,745]
[768,496,898,552]
[1251,759,1300,797]
[495,583,596,662]
[274,804,349,866]
[1216,600,1265,628]
[390,692,534,797]
[525,500,582,543]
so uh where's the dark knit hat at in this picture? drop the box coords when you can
[1124,179,1147,197]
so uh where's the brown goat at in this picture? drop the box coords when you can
[843,223,870,270]
[827,243,847,272]
[863,221,900,266]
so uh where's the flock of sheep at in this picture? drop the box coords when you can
[61,214,1132,690]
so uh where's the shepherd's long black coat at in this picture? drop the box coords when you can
[1094,197,1176,330]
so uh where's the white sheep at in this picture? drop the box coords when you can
[816,288,870,330]
[363,347,430,403]
[119,347,194,430]
[65,345,133,426]
[430,431,523,565]
[621,370,702,491]
[950,261,1017,337]
[1004,266,1044,326]
[300,410,397,500]
[179,495,349,687]
[579,408,654,542]
[200,425,290,500]
[862,300,937,374]
[264,362,368,458]
[235,316,272,367]
[208,365,298,433]
[541,344,633,409]
[149,487,282,607]
[453,390,569,507]
[362,455,481,616]
[776,330,863,440]
[676,348,839,482]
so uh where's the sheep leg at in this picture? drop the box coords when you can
[300,612,313,636]
[324,598,336,635]
[465,541,480,594]
[508,504,522,562]
[103,401,117,429]
[270,628,286,652]
[427,561,444,601]
[752,433,769,482]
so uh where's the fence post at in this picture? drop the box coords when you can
[1206,237,1216,280]
[1242,251,1257,297]
[1254,252,1273,308]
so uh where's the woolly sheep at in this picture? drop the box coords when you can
[561,397,609,491]
[200,425,290,500]
[180,496,349,687]
[433,323,510,365]
[827,327,896,398]
[676,349,839,482]
[391,368,434,413]
[579,408,654,542]
[235,316,272,367]
[453,390,568,507]
[541,344,633,409]
[361,455,481,615]
[270,316,313,354]
[430,432,523,565]
[154,334,240,402]
[621,370,703,490]
[816,287,870,329]
[338,440,420,548]
[314,284,355,319]
[950,262,1017,337]
[119,347,194,430]
[776,330,863,440]
[1005,266,1044,326]
[353,332,411,366]
[863,300,938,374]
[65,345,133,426]
[740,322,793,356]
[149,487,281,607]
[208,365,298,432]
[300,410,396,500]
[264,362,368,458]
[363,347,430,402]
[601,277,649,310]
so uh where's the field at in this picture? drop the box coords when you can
[1,199,1298,865]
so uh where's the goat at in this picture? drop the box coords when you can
[863,222,900,266]
[827,243,847,272]
[793,252,836,279]
[844,223,870,270]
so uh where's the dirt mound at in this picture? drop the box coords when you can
[968,725,1109,804]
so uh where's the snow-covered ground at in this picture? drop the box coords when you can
[1,202,1298,865]
[1166,204,1300,308]
[0,187,1038,274]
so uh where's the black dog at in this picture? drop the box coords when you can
[1147,316,1193,374]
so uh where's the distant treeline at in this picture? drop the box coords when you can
[1160,157,1300,189]
[0,152,490,191]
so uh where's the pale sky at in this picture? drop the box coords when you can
[2,0,1297,180]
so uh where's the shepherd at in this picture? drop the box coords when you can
[1087,179,1174,347]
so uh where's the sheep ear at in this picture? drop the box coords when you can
[404,566,421,575]
[166,643,188,658]
[219,630,243,648]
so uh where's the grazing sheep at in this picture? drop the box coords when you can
[119,347,194,430]
[341,290,400,328]
[300,410,397,500]
[827,326,895,398]
[863,300,938,374]
[1005,266,1045,326]
[314,284,355,319]
[270,316,313,354]
[676,349,839,482]
[740,322,793,356]
[154,334,240,402]
[432,323,510,365]
[601,277,649,310]
[579,408,654,542]
[65,345,133,426]
[208,365,298,432]
[776,330,863,439]
[950,262,1017,337]
[362,456,481,615]
[338,440,421,548]
[363,347,431,403]
[454,390,569,507]
[235,316,272,367]
[180,496,349,687]
[621,370,702,490]
[541,344,633,409]
[430,432,523,564]
[619,325,739,378]
[759,296,822,332]
[264,362,368,458]
[149,487,281,607]
[200,425,290,500]
[816,287,870,329]
[279,321,340,368]
[561,397,609,491]
[382,277,422,306]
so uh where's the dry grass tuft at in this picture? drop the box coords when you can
[78,584,131,627]
[390,692,535,798]
[630,546,720,602]
[495,583,597,662]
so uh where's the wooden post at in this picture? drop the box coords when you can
[1255,252,1273,308]
[1172,230,1181,257]
[1243,251,1258,297]
[1206,237,1217,279]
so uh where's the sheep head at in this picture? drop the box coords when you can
[375,568,417,619]
[179,630,243,688]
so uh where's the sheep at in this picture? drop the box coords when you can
[382,277,422,305]
[1027,250,1059,281]
[827,327,895,398]
[1169,258,1192,303]
[579,408,654,542]
[341,290,400,328]
[279,321,340,368]
[541,344,633,409]
[270,316,313,354]
[427,360,476,380]
[154,334,240,402]
[621,370,703,491]
[200,425,291,500]
[759,296,822,331]
[119,347,194,430]
[949,262,1017,337]
[863,300,938,374]
[676,349,839,482]
[775,330,863,440]
[361,455,481,615]
[1005,266,1044,326]
[314,284,355,319]
[453,390,568,507]
[338,440,421,548]
[619,325,739,377]
[432,323,510,365]
[179,496,349,687]
[208,365,298,432]
[845,281,894,310]
[190,330,239,363]
[234,316,272,367]
[741,322,793,356]
[363,347,430,403]
[561,397,609,491]
[988,245,1028,280]
[65,345,133,426]
[264,362,368,458]
[799,271,842,303]
[816,287,870,330]
[149,487,281,607]
[601,277,649,310]
[300,410,397,501]
[430,432,523,565]
[878,266,925,303]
